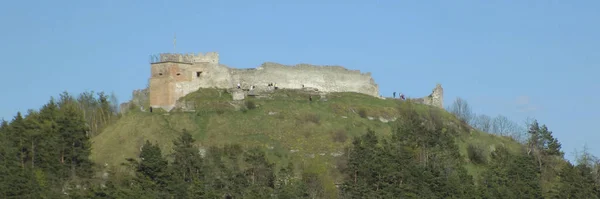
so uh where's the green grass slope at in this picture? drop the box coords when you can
[91,88,522,180]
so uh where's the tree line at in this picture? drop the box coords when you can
[448,97,535,143]
[1,92,599,198]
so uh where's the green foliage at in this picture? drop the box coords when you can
[341,108,478,198]
[358,108,367,118]
[331,129,348,143]
[479,146,544,198]
[0,92,99,197]
[245,100,257,110]
[4,89,600,198]
[467,143,487,165]
[527,120,564,157]
[301,113,321,125]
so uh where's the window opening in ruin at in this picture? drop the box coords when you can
[176,73,181,76]
[159,73,163,76]
[196,71,202,77]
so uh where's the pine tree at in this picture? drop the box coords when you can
[169,130,205,198]
[56,97,93,180]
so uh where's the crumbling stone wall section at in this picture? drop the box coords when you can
[231,62,379,97]
[119,88,149,114]
[412,84,444,109]
[131,88,149,107]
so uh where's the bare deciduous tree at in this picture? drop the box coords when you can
[491,115,520,137]
[473,114,493,133]
[110,91,120,115]
[447,97,529,143]
[448,97,474,124]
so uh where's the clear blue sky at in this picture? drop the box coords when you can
[1,0,598,162]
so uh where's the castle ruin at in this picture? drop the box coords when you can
[147,52,381,111]
[122,52,443,112]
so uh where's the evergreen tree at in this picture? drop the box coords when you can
[126,140,170,198]
[275,162,308,198]
[479,147,543,199]
[56,97,93,179]
[168,130,204,198]
[242,147,276,198]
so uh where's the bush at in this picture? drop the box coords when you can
[358,108,368,118]
[331,130,348,143]
[467,144,487,165]
[303,130,312,139]
[214,103,229,115]
[245,100,257,110]
[304,113,321,124]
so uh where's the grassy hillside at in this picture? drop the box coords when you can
[91,88,522,180]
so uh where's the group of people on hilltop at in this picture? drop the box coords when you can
[267,82,278,90]
[393,92,405,100]
[236,82,278,90]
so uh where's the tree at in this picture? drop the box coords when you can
[473,114,492,133]
[448,97,474,124]
[479,147,543,198]
[125,140,170,198]
[56,96,94,179]
[169,130,205,198]
[242,148,276,198]
[491,114,523,138]
[526,119,565,192]
[137,141,168,183]
[527,120,563,158]
[109,91,120,115]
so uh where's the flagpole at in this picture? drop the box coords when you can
[173,33,177,53]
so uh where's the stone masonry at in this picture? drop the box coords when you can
[407,84,444,109]
[147,52,380,112]
[128,51,443,112]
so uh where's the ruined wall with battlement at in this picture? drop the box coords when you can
[231,62,379,97]
[150,52,219,64]
[147,52,380,111]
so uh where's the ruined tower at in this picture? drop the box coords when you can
[148,53,220,111]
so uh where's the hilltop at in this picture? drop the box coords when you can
[92,88,521,181]
[2,87,593,198]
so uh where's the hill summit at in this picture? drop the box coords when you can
[120,52,443,113]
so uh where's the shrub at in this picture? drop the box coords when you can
[303,130,312,139]
[331,130,348,143]
[467,144,487,165]
[358,108,368,118]
[245,100,257,110]
[214,103,229,115]
[304,113,321,124]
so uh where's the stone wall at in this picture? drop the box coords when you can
[151,52,219,64]
[231,62,379,97]
[410,84,444,109]
[147,52,382,112]
[131,88,149,108]
[119,88,149,114]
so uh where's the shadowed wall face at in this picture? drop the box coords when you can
[149,62,193,111]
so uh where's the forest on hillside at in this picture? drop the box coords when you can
[1,91,599,199]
